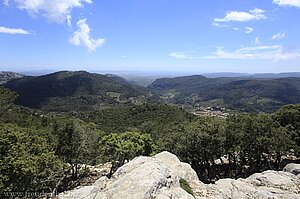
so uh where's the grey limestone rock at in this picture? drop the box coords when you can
[59,152,300,199]
[284,163,300,175]
[59,152,197,199]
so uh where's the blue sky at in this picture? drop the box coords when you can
[1,0,300,73]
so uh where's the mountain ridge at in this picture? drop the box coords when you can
[3,71,159,111]
[149,75,300,112]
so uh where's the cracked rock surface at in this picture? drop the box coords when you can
[58,152,300,199]
[194,166,300,199]
[58,152,198,199]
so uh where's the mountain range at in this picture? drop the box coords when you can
[3,71,159,111]
[2,70,300,112]
[148,75,300,112]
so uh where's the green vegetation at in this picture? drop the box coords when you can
[75,103,194,134]
[4,71,300,112]
[1,72,300,193]
[0,87,17,107]
[3,71,159,111]
[149,75,300,112]
[0,123,63,192]
[158,109,299,182]
[0,88,194,192]
[273,104,300,153]
[99,132,157,176]
[179,178,194,197]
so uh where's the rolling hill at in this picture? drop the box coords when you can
[148,75,300,112]
[4,71,159,111]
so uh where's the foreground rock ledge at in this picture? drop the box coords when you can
[58,152,300,199]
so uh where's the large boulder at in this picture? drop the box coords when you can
[196,170,300,199]
[58,151,199,199]
[284,163,300,175]
[58,152,300,199]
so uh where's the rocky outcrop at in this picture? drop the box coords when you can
[76,163,112,186]
[58,152,300,199]
[0,71,24,84]
[196,169,300,198]
[283,163,300,176]
[59,151,199,199]
[78,163,112,177]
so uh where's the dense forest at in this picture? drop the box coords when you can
[1,83,299,195]
[3,71,159,111]
[149,75,300,112]
[3,0,300,197]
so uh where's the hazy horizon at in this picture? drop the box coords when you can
[2,69,300,78]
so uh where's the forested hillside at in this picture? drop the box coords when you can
[4,71,300,113]
[149,75,300,112]
[3,71,159,111]
[1,85,299,195]
[3,0,300,197]
[1,71,300,195]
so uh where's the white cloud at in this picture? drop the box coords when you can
[244,27,254,34]
[212,23,241,32]
[204,47,256,59]
[254,37,261,44]
[204,45,300,61]
[273,0,300,7]
[67,15,72,27]
[276,46,300,61]
[211,22,229,28]
[169,51,199,59]
[214,8,266,22]
[70,19,105,51]
[6,0,92,24]
[272,32,286,40]
[3,0,9,6]
[0,26,30,34]
[213,23,254,35]
[171,45,300,62]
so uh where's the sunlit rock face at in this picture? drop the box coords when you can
[194,163,300,199]
[58,152,300,199]
[58,151,199,199]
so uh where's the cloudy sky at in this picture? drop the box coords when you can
[1,0,300,73]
